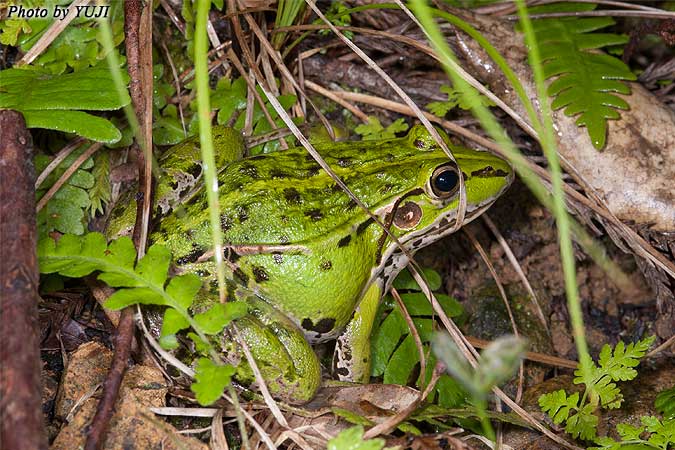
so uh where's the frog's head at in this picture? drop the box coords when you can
[373,125,514,287]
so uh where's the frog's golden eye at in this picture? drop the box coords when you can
[430,163,460,199]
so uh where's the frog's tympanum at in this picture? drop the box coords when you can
[110,125,513,403]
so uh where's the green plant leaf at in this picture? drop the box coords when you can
[642,416,675,445]
[331,408,374,427]
[540,337,655,442]
[371,289,462,380]
[165,274,202,310]
[327,425,386,450]
[212,76,247,125]
[597,337,655,382]
[0,67,129,143]
[24,109,122,144]
[371,305,406,377]
[191,358,235,406]
[588,436,622,450]
[36,233,201,316]
[355,117,408,140]
[529,12,636,149]
[392,267,442,291]
[384,334,420,385]
[0,17,31,46]
[655,387,675,419]
[188,332,212,356]
[539,390,578,425]
[315,2,353,40]
[37,191,90,235]
[159,308,190,349]
[434,373,467,408]
[36,147,96,235]
[426,84,494,117]
[565,403,598,440]
[616,423,644,441]
[193,302,248,335]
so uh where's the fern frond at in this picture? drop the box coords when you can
[531,11,636,149]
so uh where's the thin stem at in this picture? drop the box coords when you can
[195,0,227,303]
[475,397,496,443]
[515,0,591,380]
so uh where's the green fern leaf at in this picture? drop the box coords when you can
[88,152,111,216]
[36,147,96,236]
[594,376,623,409]
[565,403,598,440]
[0,66,129,143]
[539,389,578,424]
[37,233,193,309]
[191,358,236,406]
[531,14,636,149]
[655,387,675,419]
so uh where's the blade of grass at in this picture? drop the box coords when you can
[408,1,582,448]
[513,0,592,381]
[195,0,227,303]
[407,2,587,368]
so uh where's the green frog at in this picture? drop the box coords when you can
[109,124,513,403]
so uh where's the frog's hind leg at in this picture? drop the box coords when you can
[333,282,381,383]
[230,298,321,404]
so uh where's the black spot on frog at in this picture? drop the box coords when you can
[336,367,349,377]
[356,218,374,235]
[306,165,321,177]
[252,266,269,282]
[301,317,336,334]
[220,214,233,231]
[305,209,323,221]
[337,235,351,248]
[239,164,259,179]
[270,168,290,179]
[233,267,249,285]
[237,206,249,223]
[176,245,203,265]
[283,188,302,205]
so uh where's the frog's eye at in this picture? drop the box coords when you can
[430,164,460,199]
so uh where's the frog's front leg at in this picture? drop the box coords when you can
[333,282,381,383]
[229,297,322,404]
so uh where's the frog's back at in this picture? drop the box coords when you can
[153,136,449,260]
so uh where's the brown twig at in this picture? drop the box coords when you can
[0,110,48,450]
[82,309,135,450]
[84,0,154,448]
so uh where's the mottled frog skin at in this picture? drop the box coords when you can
[124,125,512,403]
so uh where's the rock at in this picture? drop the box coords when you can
[51,341,208,450]
[457,10,675,232]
